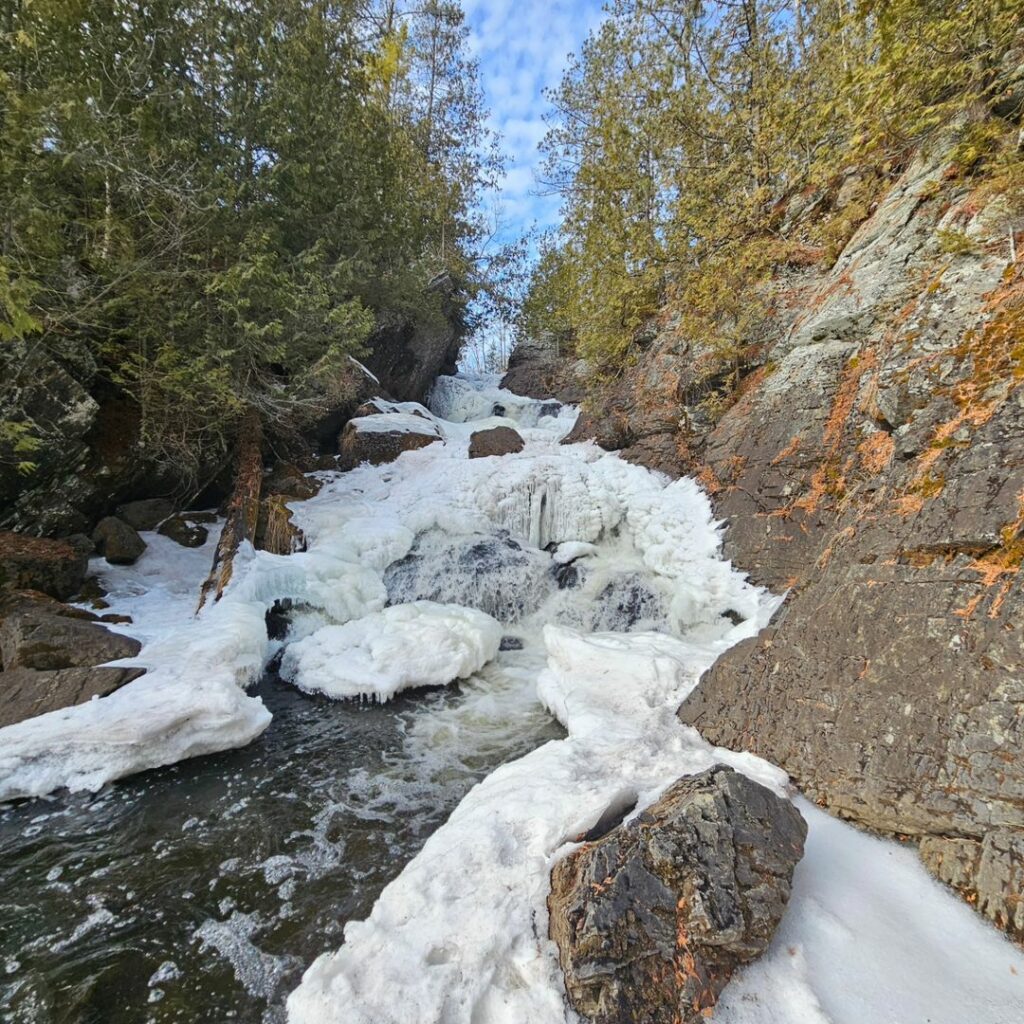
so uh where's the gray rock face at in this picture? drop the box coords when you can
[565,130,1024,936]
[500,333,585,404]
[0,532,88,600]
[548,766,806,1024]
[92,516,147,565]
[1,608,141,671]
[0,665,145,728]
[115,498,174,532]
[468,426,525,458]
[337,417,442,469]
[157,513,210,548]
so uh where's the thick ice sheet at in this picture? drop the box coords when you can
[280,602,502,701]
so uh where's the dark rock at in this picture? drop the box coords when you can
[721,609,745,626]
[548,766,806,1024]
[468,426,525,459]
[337,417,442,469]
[91,516,146,565]
[0,665,145,728]
[590,573,668,631]
[157,514,209,548]
[263,461,321,500]
[501,334,585,404]
[498,635,524,651]
[1,608,141,671]
[552,561,582,589]
[0,532,88,600]
[115,498,174,532]
[361,274,466,402]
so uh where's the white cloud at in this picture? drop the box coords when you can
[465,0,607,241]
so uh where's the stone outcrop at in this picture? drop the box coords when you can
[92,516,147,565]
[0,532,88,600]
[115,498,174,532]
[362,273,466,403]
[1,607,141,671]
[500,333,585,404]
[562,116,1024,934]
[337,416,442,469]
[158,512,213,548]
[468,426,525,458]
[0,665,145,729]
[548,766,806,1024]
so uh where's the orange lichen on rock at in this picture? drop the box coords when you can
[857,431,894,474]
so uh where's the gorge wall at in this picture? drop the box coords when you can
[506,147,1024,938]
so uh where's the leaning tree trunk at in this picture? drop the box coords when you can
[197,407,263,612]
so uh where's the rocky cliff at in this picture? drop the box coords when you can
[541,146,1024,937]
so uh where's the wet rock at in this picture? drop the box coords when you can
[158,513,209,548]
[0,532,89,600]
[0,665,145,728]
[337,416,442,469]
[1,608,141,671]
[385,529,553,623]
[552,561,582,589]
[548,766,806,1024]
[498,635,523,651]
[468,426,525,459]
[115,498,174,532]
[590,574,667,631]
[92,516,146,565]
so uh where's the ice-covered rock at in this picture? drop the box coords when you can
[280,601,502,702]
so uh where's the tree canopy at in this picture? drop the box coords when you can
[0,0,496,478]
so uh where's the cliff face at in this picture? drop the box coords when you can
[559,149,1024,937]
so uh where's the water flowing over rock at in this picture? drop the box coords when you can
[548,765,807,1024]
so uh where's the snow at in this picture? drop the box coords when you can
[552,541,596,564]
[280,602,502,702]
[345,412,441,437]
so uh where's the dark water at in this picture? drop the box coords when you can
[0,667,562,1024]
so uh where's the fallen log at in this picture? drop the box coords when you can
[196,408,263,612]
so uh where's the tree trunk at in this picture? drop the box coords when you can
[196,408,263,612]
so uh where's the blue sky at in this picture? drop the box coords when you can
[462,0,608,245]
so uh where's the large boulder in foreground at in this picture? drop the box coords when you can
[548,766,806,1024]
[468,425,525,458]
[0,665,145,728]
[337,414,442,469]
[0,532,88,600]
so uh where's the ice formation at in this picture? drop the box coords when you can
[280,602,502,702]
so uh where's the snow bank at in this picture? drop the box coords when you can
[288,622,1024,1024]
[280,602,502,702]
[345,412,441,437]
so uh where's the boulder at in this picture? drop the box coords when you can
[157,513,210,548]
[0,531,88,600]
[548,766,806,1024]
[263,461,321,500]
[0,665,145,728]
[91,516,146,565]
[337,415,442,469]
[1,608,141,671]
[468,426,525,459]
[114,498,174,531]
